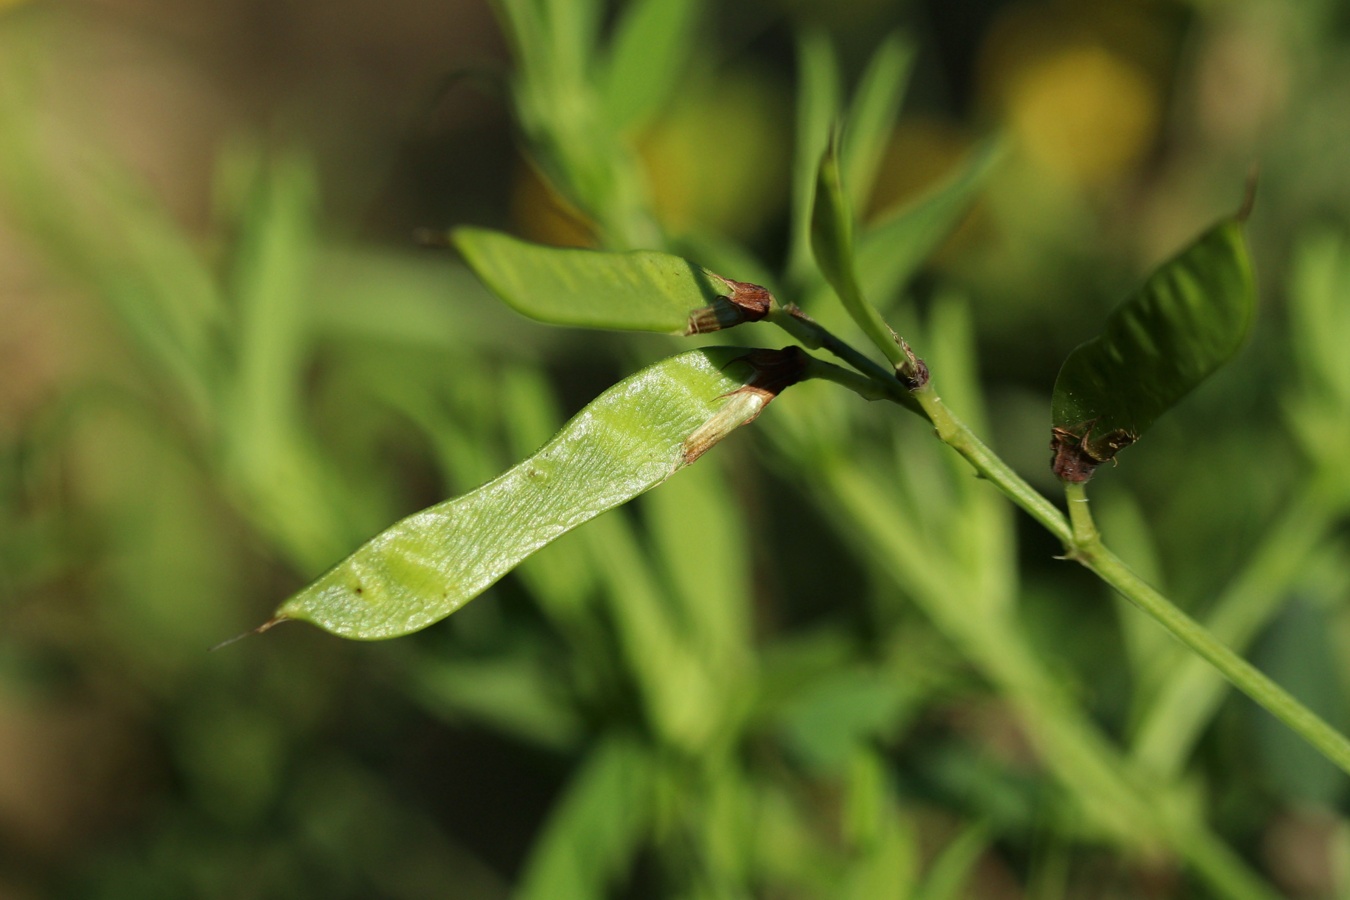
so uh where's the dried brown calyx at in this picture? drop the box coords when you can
[1051,422,1137,483]
[685,279,774,335]
[681,346,809,464]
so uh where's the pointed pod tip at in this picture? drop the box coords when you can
[208,615,289,652]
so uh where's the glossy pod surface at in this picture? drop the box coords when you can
[277,348,773,638]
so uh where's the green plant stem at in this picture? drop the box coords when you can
[1064,481,1098,545]
[821,458,1278,900]
[768,305,922,414]
[1133,478,1339,776]
[801,355,890,400]
[913,388,1073,545]
[782,308,1350,779]
[777,303,1072,542]
[773,307,1068,540]
[1065,484,1350,777]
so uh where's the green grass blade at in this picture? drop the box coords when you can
[856,139,1001,308]
[275,348,794,638]
[914,823,990,900]
[1291,230,1350,405]
[0,71,225,426]
[841,33,916,212]
[1251,600,1348,805]
[1051,217,1255,480]
[406,649,583,752]
[646,459,751,671]
[600,0,703,131]
[515,737,654,900]
[587,510,722,751]
[788,31,841,287]
[842,750,918,899]
[454,227,769,334]
[219,150,360,574]
[811,132,922,380]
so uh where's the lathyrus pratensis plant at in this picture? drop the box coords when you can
[2,0,1322,894]
[249,4,1350,896]
[268,13,1349,779]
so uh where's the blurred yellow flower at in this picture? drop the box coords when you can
[1005,43,1159,185]
[978,1,1169,187]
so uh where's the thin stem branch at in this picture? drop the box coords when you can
[802,355,891,400]
[778,304,1350,777]
[767,305,922,413]
[1133,479,1338,775]
[1067,483,1350,777]
[771,281,1350,779]
[1064,480,1099,547]
[914,389,1073,545]
[773,308,1071,542]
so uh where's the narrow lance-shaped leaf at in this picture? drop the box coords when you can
[787,31,842,287]
[810,130,927,386]
[840,32,915,212]
[453,227,770,334]
[855,138,1002,309]
[515,736,654,900]
[1051,217,1255,482]
[271,347,807,639]
[598,0,703,132]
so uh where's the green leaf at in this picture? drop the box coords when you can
[1252,600,1347,806]
[515,737,653,900]
[856,139,1001,309]
[453,227,768,334]
[914,823,990,900]
[841,33,915,212]
[406,648,583,751]
[599,0,703,131]
[810,132,924,383]
[787,31,842,286]
[274,347,797,639]
[538,0,605,87]
[1051,217,1255,480]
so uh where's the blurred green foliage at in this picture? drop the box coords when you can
[3,0,1350,898]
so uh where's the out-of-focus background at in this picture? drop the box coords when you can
[4,0,1350,897]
